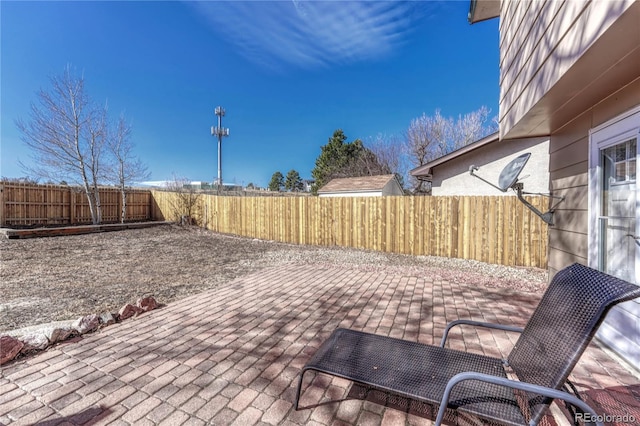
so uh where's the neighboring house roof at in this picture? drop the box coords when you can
[410,132,499,180]
[318,174,398,193]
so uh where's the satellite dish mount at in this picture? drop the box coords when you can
[469,153,564,225]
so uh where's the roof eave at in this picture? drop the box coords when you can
[318,189,382,195]
[468,0,501,24]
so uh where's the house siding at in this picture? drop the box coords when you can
[548,78,640,368]
[431,137,549,196]
[548,77,640,277]
[499,0,637,139]
[496,0,640,369]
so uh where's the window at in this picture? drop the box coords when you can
[602,138,636,185]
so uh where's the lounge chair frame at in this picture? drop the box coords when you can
[294,264,640,426]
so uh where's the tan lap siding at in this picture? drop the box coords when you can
[499,0,636,138]
[548,78,640,278]
[548,110,590,276]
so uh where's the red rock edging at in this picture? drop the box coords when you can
[0,296,159,365]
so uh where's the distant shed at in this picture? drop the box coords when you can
[317,174,404,197]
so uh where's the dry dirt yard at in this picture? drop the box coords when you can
[0,224,548,331]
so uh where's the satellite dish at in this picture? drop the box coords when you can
[468,152,531,193]
[469,152,564,225]
[498,153,530,191]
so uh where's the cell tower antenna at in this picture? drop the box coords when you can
[211,106,230,189]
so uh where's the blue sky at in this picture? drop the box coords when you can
[1,1,499,187]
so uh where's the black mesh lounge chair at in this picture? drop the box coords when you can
[294,263,640,426]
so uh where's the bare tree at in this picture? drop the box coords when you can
[365,133,408,179]
[451,106,494,150]
[345,148,389,177]
[15,66,106,224]
[167,176,201,225]
[1,176,40,185]
[405,110,450,193]
[107,115,150,223]
[406,110,450,165]
[405,106,496,193]
[86,104,108,224]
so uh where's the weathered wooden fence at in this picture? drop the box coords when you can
[151,191,549,268]
[0,182,152,226]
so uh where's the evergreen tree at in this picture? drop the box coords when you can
[285,169,304,192]
[268,171,284,192]
[311,129,366,194]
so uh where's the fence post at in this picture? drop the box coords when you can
[0,183,4,227]
[69,187,75,225]
[118,190,123,223]
[150,191,156,220]
[204,202,208,229]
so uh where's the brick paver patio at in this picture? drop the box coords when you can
[1,265,638,425]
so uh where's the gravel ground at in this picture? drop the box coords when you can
[0,224,548,332]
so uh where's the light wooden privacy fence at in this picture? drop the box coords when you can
[151,191,549,268]
[0,182,152,226]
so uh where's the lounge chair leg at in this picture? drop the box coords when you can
[294,368,310,410]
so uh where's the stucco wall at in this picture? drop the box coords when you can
[431,137,549,196]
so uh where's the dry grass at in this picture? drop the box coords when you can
[0,225,277,330]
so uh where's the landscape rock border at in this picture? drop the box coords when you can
[0,296,159,365]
